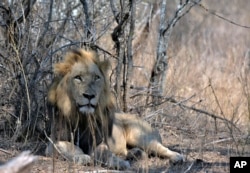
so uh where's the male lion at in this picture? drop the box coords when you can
[47,49,183,169]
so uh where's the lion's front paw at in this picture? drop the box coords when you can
[73,154,92,165]
[169,153,184,165]
[120,160,130,170]
[127,148,147,161]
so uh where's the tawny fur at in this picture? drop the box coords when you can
[47,49,183,170]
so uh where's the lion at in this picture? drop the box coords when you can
[46,49,183,169]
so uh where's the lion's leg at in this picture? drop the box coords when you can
[126,128,183,163]
[128,132,183,163]
[147,141,183,163]
[93,143,130,170]
[118,113,183,163]
[107,123,128,156]
[45,141,91,165]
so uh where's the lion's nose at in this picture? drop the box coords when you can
[83,93,95,100]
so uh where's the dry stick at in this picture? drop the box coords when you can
[16,0,36,24]
[183,160,195,173]
[209,80,244,153]
[0,148,12,155]
[176,102,241,132]
[0,108,18,119]
[50,42,117,59]
[196,2,250,29]
[173,94,197,106]
[208,80,242,134]
[13,46,31,125]
[110,0,119,23]
[205,137,235,146]
[144,94,240,132]
[209,80,223,132]
[209,80,224,117]
[44,130,69,161]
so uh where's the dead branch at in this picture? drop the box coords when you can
[80,0,94,40]
[44,130,69,161]
[0,148,12,155]
[196,2,250,29]
[144,95,241,132]
[171,97,241,132]
[183,160,195,173]
[110,0,120,23]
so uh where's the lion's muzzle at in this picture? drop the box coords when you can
[78,93,98,114]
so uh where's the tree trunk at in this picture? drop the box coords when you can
[123,0,135,112]
[149,0,168,104]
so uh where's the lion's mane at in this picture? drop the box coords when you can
[48,49,115,154]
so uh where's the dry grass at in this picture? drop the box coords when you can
[0,0,250,172]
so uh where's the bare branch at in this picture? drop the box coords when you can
[110,0,119,23]
[17,0,37,24]
[80,0,94,40]
[196,1,250,29]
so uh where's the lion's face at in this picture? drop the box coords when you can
[69,62,105,114]
[48,49,113,117]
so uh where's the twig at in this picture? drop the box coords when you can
[205,138,232,146]
[204,137,240,146]
[183,160,195,173]
[196,2,250,29]
[44,130,69,161]
[0,148,12,155]
[209,79,224,116]
[80,0,94,40]
[173,94,196,106]
[12,46,31,123]
[50,42,117,59]
[0,108,18,119]
[145,95,241,132]
[179,103,241,132]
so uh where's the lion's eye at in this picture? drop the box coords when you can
[74,75,82,81]
[94,74,100,81]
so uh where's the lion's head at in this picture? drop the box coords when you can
[48,49,114,118]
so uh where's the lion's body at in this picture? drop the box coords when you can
[110,113,161,155]
[47,49,183,169]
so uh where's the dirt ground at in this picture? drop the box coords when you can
[0,138,231,173]
[0,142,230,173]
[1,114,249,173]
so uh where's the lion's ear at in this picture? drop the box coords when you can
[54,63,72,76]
[99,60,110,74]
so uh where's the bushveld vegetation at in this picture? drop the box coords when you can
[0,0,249,172]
